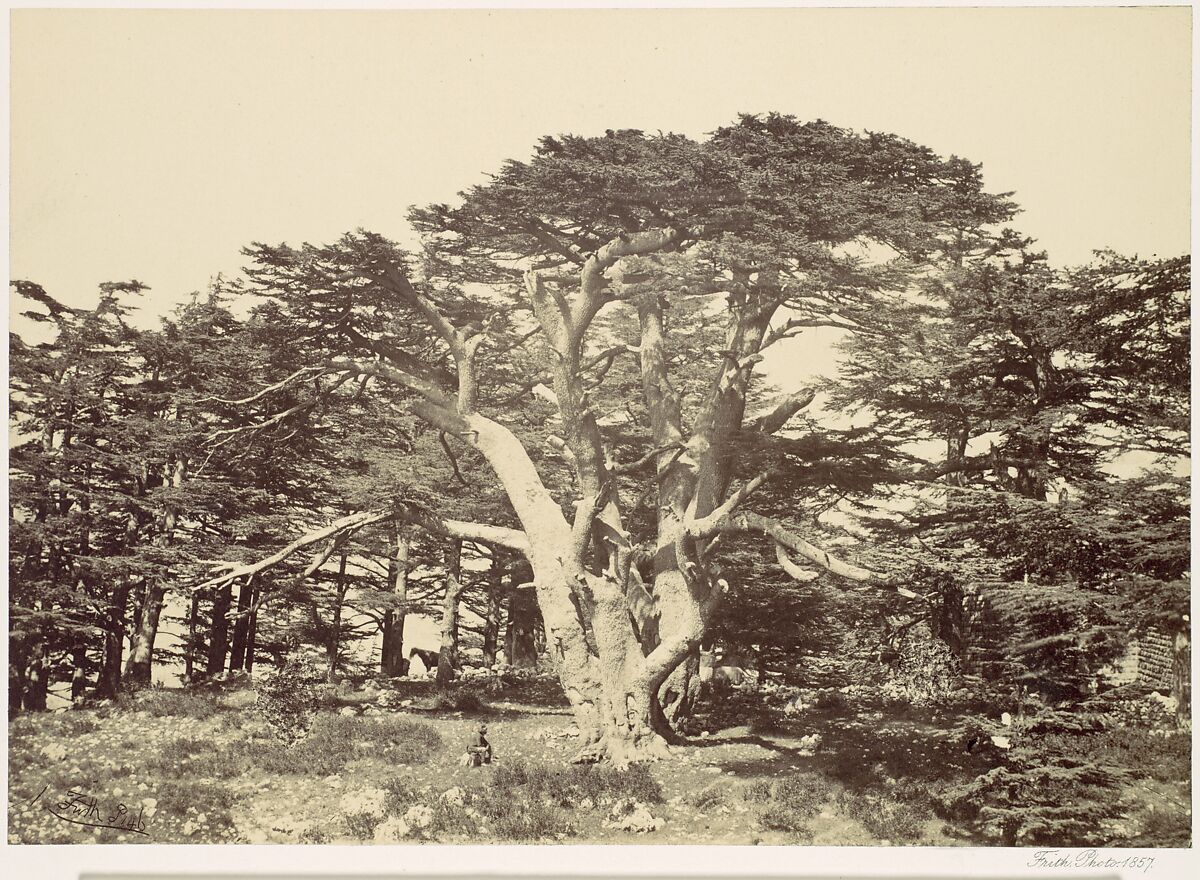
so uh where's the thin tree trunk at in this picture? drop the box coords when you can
[24,642,49,712]
[125,583,166,684]
[505,561,539,669]
[9,658,27,718]
[1173,629,1191,730]
[71,641,88,705]
[124,457,186,685]
[185,593,200,680]
[482,550,504,668]
[206,583,232,675]
[381,527,410,677]
[97,585,129,700]
[327,551,349,683]
[229,578,254,671]
[244,585,258,673]
[436,539,464,687]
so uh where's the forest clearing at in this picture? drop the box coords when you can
[7,671,1190,846]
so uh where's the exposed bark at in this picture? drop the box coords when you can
[1173,629,1191,730]
[124,583,165,685]
[71,642,88,706]
[380,527,411,677]
[436,540,465,687]
[202,228,901,762]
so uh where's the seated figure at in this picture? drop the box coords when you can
[461,723,492,767]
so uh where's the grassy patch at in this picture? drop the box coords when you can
[750,773,831,839]
[146,736,245,780]
[153,778,241,840]
[240,713,441,776]
[1048,728,1190,784]
[491,759,664,808]
[134,689,222,720]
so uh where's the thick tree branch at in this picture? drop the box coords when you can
[195,510,394,592]
[686,470,774,537]
[747,388,816,435]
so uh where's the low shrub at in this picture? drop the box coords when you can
[430,686,489,713]
[382,776,421,815]
[774,775,833,816]
[840,791,925,842]
[742,779,774,803]
[136,689,221,720]
[254,659,323,744]
[757,804,813,838]
[1130,807,1191,847]
[1052,728,1190,784]
[154,778,241,839]
[686,785,728,810]
[941,757,1126,846]
[345,810,384,840]
[748,773,830,839]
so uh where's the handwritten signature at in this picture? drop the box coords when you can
[1029,849,1155,873]
[24,784,150,837]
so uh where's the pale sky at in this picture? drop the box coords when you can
[9,6,1191,337]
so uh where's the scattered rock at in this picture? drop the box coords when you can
[604,798,662,833]
[41,743,68,762]
[373,816,412,842]
[339,787,387,818]
[403,804,435,830]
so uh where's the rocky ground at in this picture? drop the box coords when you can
[7,677,1191,846]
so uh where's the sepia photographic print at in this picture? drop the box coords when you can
[4,2,1194,871]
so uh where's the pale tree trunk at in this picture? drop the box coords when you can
[1173,629,1191,730]
[126,456,186,684]
[202,228,885,763]
[436,539,464,687]
[380,527,410,677]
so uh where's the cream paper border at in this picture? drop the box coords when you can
[2,2,1196,879]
